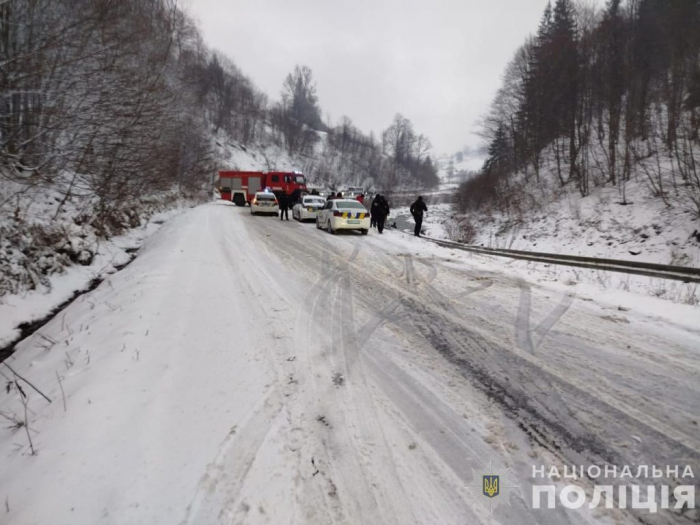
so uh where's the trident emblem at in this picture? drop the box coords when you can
[483,475,500,498]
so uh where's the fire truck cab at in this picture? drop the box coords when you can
[218,171,308,206]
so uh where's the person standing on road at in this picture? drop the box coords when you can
[370,195,379,229]
[357,193,365,205]
[410,196,427,237]
[279,193,290,221]
[373,195,390,234]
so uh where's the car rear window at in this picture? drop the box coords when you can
[304,198,324,205]
[256,194,275,200]
[337,201,365,209]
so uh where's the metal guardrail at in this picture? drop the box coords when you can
[421,235,700,284]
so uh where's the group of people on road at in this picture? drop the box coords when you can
[277,189,428,238]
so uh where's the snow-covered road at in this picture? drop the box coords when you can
[1,202,698,524]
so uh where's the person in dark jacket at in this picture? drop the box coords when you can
[410,196,427,236]
[279,193,290,221]
[373,195,390,234]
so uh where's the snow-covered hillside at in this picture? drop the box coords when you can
[213,133,300,174]
[435,145,485,187]
[425,151,700,272]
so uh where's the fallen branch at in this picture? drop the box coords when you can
[2,364,52,404]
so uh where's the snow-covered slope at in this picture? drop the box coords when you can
[427,155,700,271]
[213,132,300,173]
[471,180,700,267]
[435,145,485,187]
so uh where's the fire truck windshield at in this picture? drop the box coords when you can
[294,175,306,185]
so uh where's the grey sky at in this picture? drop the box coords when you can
[186,0,571,155]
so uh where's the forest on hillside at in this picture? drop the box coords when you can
[460,0,700,221]
[0,0,438,232]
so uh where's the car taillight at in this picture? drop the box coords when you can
[252,199,258,205]
[333,210,342,217]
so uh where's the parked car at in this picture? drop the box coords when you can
[293,195,326,221]
[316,199,370,235]
[250,191,279,215]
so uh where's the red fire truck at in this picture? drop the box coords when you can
[218,171,308,206]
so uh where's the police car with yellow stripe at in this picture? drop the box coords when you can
[316,199,370,235]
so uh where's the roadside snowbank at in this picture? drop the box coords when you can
[0,206,190,349]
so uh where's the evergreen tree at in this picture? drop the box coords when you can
[520,2,554,177]
[550,0,579,183]
[599,0,626,185]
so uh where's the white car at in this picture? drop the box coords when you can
[316,199,370,235]
[292,195,326,221]
[250,192,279,215]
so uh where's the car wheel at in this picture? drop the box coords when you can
[316,217,320,229]
[327,221,334,235]
[361,229,368,235]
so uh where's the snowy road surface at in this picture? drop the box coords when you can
[1,202,698,524]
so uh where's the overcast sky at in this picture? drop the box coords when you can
[185,0,588,156]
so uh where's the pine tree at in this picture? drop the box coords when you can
[550,0,579,184]
[520,2,554,178]
[600,0,626,185]
[484,123,512,175]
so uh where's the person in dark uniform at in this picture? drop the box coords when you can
[410,196,427,236]
[373,195,390,234]
[279,193,290,221]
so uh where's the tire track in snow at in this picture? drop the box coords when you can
[331,244,417,525]
[181,389,284,525]
[282,233,423,524]
[454,279,493,299]
[364,252,562,524]
[399,291,700,487]
[335,241,700,519]
[289,237,377,524]
[194,213,352,524]
[181,223,289,524]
